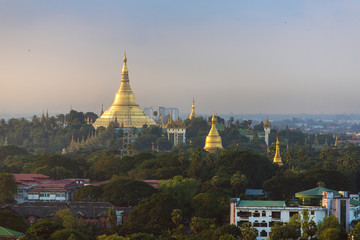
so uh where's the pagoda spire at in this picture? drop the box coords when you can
[204,114,223,153]
[189,98,197,119]
[273,134,283,166]
[92,53,156,129]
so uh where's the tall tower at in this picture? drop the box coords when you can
[92,53,156,129]
[273,134,283,166]
[204,114,223,153]
[189,99,197,119]
[264,117,271,146]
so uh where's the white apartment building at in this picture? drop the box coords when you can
[230,199,325,240]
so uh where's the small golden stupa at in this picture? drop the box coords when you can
[273,134,283,166]
[264,117,271,129]
[188,98,197,119]
[204,114,223,153]
[92,53,156,129]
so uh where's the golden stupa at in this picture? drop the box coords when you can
[204,114,223,153]
[189,98,197,119]
[92,53,156,129]
[264,117,271,128]
[273,134,283,166]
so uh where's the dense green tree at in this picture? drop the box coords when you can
[73,185,103,202]
[240,222,258,240]
[317,215,346,240]
[0,210,28,233]
[50,228,88,240]
[102,177,157,206]
[26,220,63,240]
[0,173,17,203]
[190,217,216,234]
[348,222,360,240]
[52,209,81,230]
[127,193,177,230]
[160,175,198,209]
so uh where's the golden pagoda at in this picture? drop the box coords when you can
[273,134,283,166]
[264,117,271,129]
[92,53,156,129]
[204,114,223,153]
[188,98,197,119]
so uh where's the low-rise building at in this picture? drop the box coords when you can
[230,187,360,239]
[2,201,128,229]
[230,199,325,240]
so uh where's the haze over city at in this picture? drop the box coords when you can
[1,1,360,116]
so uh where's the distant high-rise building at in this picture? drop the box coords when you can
[92,53,156,129]
[144,106,179,122]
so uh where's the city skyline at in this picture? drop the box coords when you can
[1,1,360,115]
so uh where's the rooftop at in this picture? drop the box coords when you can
[0,226,23,237]
[238,200,286,207]
[295,187,340,197]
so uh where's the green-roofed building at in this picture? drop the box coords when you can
[295,187,340,206]
[229,198,326,240]
[0,226,24,239]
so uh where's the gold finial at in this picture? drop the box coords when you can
[122,52,128,74]
[123,51,127,62]
[273,134,283,166]
[211,113,216,124]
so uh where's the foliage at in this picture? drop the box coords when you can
[0,172,17,203]
[127,193,177,231]
[0,210,28,233]
[190,217,216,234]
[52,209,81,230]
[317,215,346,240]
[160,175,198,209]
[73,185,103,202]
[348,222,360,240]
[26,220,63,240]
[240,222,258,240]
[102,177,157,206]
[50,228,88,240]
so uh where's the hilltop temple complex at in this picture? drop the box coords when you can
[92,53,156,129]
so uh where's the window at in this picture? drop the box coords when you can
[261,220,267,227]
[260,230,267,237]
[253,211,260,217]
[253,220,260,227]
[272,211,281,219]
[237,221,249,226]
[311,211,315,215]
[289,211,298,218]
[239,211,250,218]
[262,211,266,217]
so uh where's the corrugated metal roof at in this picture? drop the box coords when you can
[238,200,285,207]
[350,199,360,206]
[0,226,23,236]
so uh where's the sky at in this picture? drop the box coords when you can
[1,0,360,116]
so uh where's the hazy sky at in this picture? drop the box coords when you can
[1,1,360,116]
